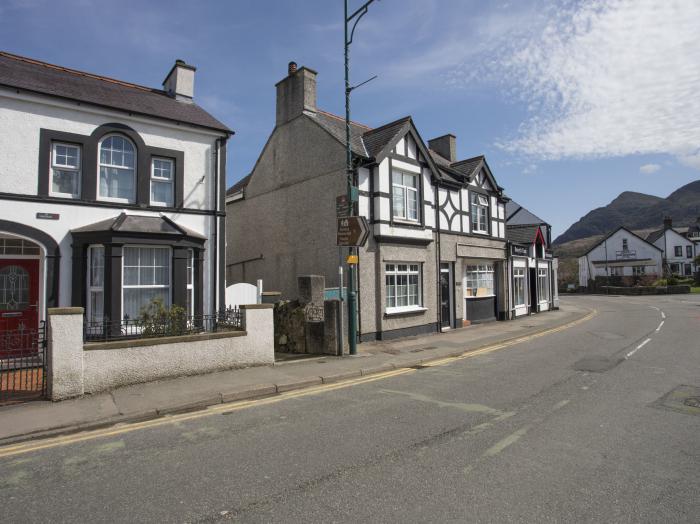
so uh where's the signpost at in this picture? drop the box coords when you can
[337,216,369,247]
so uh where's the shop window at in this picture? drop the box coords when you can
[385,263,421,311]
[122,246,170,320]
[470,193,488,233]
[465,264,494,297]
[513,268,526,307]
[537,268,549,301]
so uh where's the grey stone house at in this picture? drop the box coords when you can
[226,62,510,341]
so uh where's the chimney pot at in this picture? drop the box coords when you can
[288,61,298,75]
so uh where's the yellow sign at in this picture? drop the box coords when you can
[346,255,359,265]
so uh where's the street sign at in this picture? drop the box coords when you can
[337,216,369,247]
[336,195,351,217]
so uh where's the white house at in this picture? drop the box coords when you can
[646,218,697,277]
[578,226,662,287]
[0,51,231,338]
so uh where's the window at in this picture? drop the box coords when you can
[87,246,104,323]
[151,158,174,207]
[392,171,419,221]
[669,263,681,275]
[470,193,488,233]
[0,266,29,311]
[685,264,692,276]
[610,266,623,276]
[465,264,494,297]
[50,143,81,198]
[513,268,526,307]
[633,266,645,276]
[674,246,683,257]
[622,238,628,251]
[385,263,421,310]
[122,247,170,320]
[537,268,549,301]
[687,246,693,258]
[99,135,136,203]
[186,249,194,316]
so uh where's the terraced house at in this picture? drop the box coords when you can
[0,51,231,341]
[226,62,512,341]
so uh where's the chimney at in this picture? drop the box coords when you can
[276,61,317,126]
[663,216,673,229]
[163,59,196,102]
[428,134,457,163]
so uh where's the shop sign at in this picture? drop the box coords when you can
[511,244,529,257]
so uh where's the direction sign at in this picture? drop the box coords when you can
[337,216,369,247]
[336,195,350,218]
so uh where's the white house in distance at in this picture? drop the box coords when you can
[645,218,697,277]
[578,226,662,287]
[0,51,231,337]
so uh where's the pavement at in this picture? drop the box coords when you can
[0,300,590,445]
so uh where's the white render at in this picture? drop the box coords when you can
[649,228,696,276]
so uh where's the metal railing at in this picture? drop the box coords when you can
[0,321,46,404]
[84,307,242,342]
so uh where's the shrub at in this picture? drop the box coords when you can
[139,298,188,337]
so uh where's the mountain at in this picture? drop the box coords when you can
[554,180,700,244]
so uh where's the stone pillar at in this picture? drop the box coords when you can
[46,307,85,400]
[298,275,324,306]
[240,304,275,363]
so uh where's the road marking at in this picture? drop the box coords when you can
[650,306,660,311]
[484,425,530,457]
[626,338,651,359]
[552,399,570,411]
[0,308,597,460]
[656,320,664,332]
[661,311,666,319]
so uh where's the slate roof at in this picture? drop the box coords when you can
[360,116,411,159]
[71,213,205,238]
[313,110,370,157]
[506,200,548,226]
[506,224,541,245]
[226,173,252,196]
[0,51,231,133]
[451,156,484,179]
[645,229,665,244]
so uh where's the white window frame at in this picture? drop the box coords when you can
[537,267,550,302]
[470,192,489,234]
[513,267,526,307]
[150,157,174,207]
[385,263,423,313]
[50,142,81,199]
[391,170,419,222]
[122,245,171,320]
[674,246,683,257]
[98,134,136,204]
[186,249,194,317]
[465,263,495,298]
[86,245,104,324]
[632,266,645,276]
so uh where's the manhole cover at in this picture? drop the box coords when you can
[653,385,700,416]
[573,356,623,373]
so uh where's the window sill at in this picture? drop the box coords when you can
[392,218,421,226]
[384,306,427,317]
[465,295,495,300]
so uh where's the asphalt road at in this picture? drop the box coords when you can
[1,295,699,523]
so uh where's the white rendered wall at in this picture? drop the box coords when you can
[586,229,662,278]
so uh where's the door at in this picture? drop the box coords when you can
[529,267,538,313]
[0,259,39,334]
[440,264,452,328]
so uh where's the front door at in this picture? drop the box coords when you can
[0,259,39,335]
[440,264,452,328]
[529,267,538,313]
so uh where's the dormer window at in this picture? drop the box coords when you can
[150,158,174,207]
[392,170,418,221]
[471,193,488,233]
[98,135,136,203]
[50,143,81,198]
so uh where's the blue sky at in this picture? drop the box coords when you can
[2,0,699,239]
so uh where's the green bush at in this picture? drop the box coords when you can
[138,298,188,337]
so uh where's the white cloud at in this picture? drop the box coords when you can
[496,0,700,169]
[639,163,661,174]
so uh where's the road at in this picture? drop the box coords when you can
[1,295,699,523]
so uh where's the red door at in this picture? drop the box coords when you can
[0,259,39,334]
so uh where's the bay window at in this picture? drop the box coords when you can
[465,264,494,297]
[99,135,136,203]
[537,267,549,301]
[122,246,170,320]
[513,267,526,306]
[87,246,104,323]
[386,263,421,310]
[151,158,174,207]
[51,143,81,198]
[392,171,419,221]
[470,193,488,233]
[186,249,194,316]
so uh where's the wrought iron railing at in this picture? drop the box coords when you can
[0,321,46,404]
[84,307,242,342]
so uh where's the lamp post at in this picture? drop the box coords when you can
[344,0,378,356]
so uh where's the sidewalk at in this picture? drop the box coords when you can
[0,301,591,445]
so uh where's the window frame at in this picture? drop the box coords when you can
[513,267,526,307]
[50,142,82,199]
[470,192,489,234]
[632,266,645,276]
[186,248,194,317]
[121,245,172,320]
[537,267,550,302]
[150,157,175,207]
[98,133,137,204]
[86,245,105,324]
[391,169,420,222]
[465,263,495,298]
[674,246,683,257]
[686,245,693,259]
[385,263,422,313]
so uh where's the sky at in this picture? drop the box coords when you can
[2,0,699,239]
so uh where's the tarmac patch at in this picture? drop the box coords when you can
[573,356,623,373]
[653,385,700,416]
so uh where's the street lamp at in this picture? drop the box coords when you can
[344,0,378,356]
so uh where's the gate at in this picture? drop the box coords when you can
[0,321,46,405]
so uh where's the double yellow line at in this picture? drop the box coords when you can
[0,309,596,459]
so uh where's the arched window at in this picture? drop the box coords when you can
[98,135,136,203]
